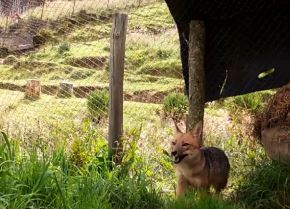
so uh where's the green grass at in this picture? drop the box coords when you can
[0,89,163,142]
[68,24,112,41]
[129,3,175,33]
[169,192,238,209]
[163,92,188,120]
[18,0,160,21]
[30,41,109,62]
[0,88,289,209]
[1,112,287,209]
[235,162,290,209]
[87,89,109,121]
[0,89,87,145]
[0,2,181,95]
[138,59,181,78]
[0,1,289,208]
[0,130,164,209]
[0,130,240,209]
[222,91,275,114]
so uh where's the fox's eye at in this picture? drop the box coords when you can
[172,141,176,145]
[182,143,190,146]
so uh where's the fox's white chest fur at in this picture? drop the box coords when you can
[176,158,207,187]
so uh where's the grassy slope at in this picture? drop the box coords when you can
[0,1,289,209]
[0,2,181,93]
[1,88,289,209]
[1,91,289,209]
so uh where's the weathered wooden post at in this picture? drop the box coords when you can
[58,81,74,98]
[40,0,45,20]
[187,20,206,143]
[108,13,128,164]
[5,16,8,33]
[25,79,41,99]
[72,0,76,16]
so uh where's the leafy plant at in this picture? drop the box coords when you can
[169,192,237,209]
[236,162,290,209]
[163,92,188,120]
[223,91,274,114]
[36,28,58,44]
[69,138,90,168]
[0,131,166,209]
[58,42,71,54]
[3,55,18,65]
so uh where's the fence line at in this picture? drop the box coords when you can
[0,0,183,151]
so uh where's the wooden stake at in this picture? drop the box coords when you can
[72,0,76,16]
[58,82,74,98]
[40,0,45,20]
[187,20,206,144]
[108,13,128,164]
[25,79,41,99]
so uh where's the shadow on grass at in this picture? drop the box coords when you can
[235,161,290,209]
[168,192,238,209]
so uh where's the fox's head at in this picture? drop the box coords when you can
[171,121,203,164]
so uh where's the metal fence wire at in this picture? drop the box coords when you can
[0,0,288,153]
[0,0,184,148]
[0,1,290,205]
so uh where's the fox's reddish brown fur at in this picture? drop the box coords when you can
[171,121,230,197]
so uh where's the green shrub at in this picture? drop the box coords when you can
[58,42,71,54]
[0,131,164,209]
[70,69,95,79]
[36,28,58,44]
[3,55,18,65]
[69,138,90,167]
[138,59,182,78]
[236,162,290,209]
[163,93,188,120]
[87,90,109,122]
[223,91,274,114]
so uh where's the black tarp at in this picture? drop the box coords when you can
[164,0,290,101]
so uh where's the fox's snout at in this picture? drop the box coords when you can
[171,151,177,156]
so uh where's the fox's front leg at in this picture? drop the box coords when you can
[176,174,188,197]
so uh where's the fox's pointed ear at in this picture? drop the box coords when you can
[190,121,203,144]
[173,119,183,134]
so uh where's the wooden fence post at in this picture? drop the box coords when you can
[72,0,76,16]
[58,81,74,98]
[25,79,41,99]
[187,20,206,143]
[5,16,8,33]
[108,13,128,164]
[40,0,45,20]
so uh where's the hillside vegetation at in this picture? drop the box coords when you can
[0,1,289,209]
[0,2,180,94]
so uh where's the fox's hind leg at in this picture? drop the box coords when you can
[214,179,227,194]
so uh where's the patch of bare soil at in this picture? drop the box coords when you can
[66,56,107,69]
[0,82,172,104]
[0,83,25,92]
[124,90,166,104]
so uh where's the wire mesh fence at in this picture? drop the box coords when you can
[0,0,289,154]
[0,0,184,154]
[0,1,290,206]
